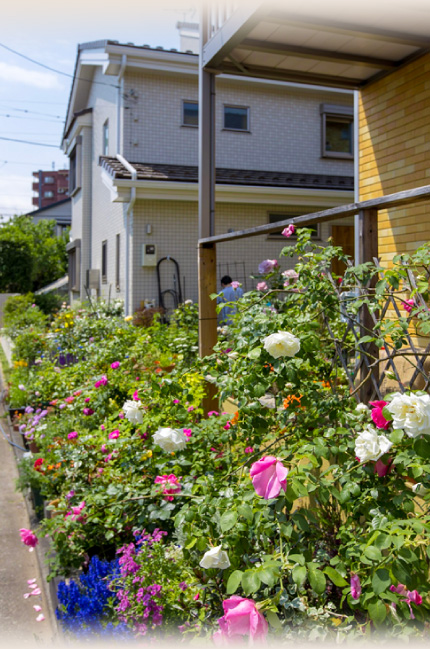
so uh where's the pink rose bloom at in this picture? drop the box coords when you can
[84,397,91,403]
[258,259,278,274]
[403,299,415,314]
[244,447,254,454]
[374,458,392,477]
[100,425,105,431]
[109,430,120,440]
[208,411,219,417]
[173,399,180,404]
[282,224,295,237]
[65,396,74,404]
[231,281,241,289]
[83,408,94,416]
[70,501,86,522]
[213,596,268,644]
[133,390,139,401]
[94,375,108,388]
[154,474,181,501]
[256,281,268,291]
[101,444,108,453]
[67,431,78,440]
[187,406,194,412]
[223,422,231,430]
[118,412,125,419]
[250,456,288,499]
[183,428,192,438]
[19,528,38,550]
[74,390,82,396]
[369,400,390,430]
[111,361,120,369]
[350,573,361,600]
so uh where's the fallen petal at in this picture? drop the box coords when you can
[27,579,37,584]
[36,614,45,622]
[33,605,42,612]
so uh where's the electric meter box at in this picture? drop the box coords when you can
[141,243,157,267]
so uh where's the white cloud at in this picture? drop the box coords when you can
[0,62,62,90]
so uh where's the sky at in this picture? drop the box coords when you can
[0,0,200,219]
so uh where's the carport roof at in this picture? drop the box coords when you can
[202,0,430,89]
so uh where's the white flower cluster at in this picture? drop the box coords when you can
[385,393,430,438]
[355,425,392,463]
[153,427,187,452]
[262,331,300,359]
[123,400,144,424]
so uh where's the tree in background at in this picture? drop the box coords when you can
[0,216,68,293]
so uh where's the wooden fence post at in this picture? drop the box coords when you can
[357,208,379,403]
[198,243,219,413]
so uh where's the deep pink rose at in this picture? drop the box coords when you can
[258,259,278,275]
[369,400,390,430]
[154,474,181,501]
[133,390,139,401]
[67,431,78,440]
[403,299,415,314]
[109,430,120,439]
[94,375,108,388]
[19,528,38,549]
[213,596,268,644]
[350,573,361,600]
[374,457,392,477]
[82,408,94,416]
[111,361,120,369]
[183,428,192,438]
[244,447,254,454]
[69,501,86,522]
[250,456,288,499]
[282,224,295,237]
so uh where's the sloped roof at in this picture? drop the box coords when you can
[100,157,353,191]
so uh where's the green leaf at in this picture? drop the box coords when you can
[238,504,253,523]
[288,553,305,566]
[372,569,391,596]
[185,537,197,550]
[358,335,375,344]
[363,546,382,562]
[307,565,326,594]
[226,570,243,595]
[382,407,393,422]
[241,570,261,595]
[248,347,262,360]
[258,568,277,587]
[368,600,387,625]
[414,437,430,459]
[266,611,283,630]
[220,511,238,532]
[324,566,348,587]
[292,565,307,587]
[389,429,404,444]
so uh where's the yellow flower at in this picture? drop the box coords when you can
[124,315,133,322]
[146,450,152,458]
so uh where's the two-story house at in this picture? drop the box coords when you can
[62,35,354,314]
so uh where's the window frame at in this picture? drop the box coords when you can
[115,233,120,291]
[101,240,108,284]
[69,136,82,195]
[44,190,54,198]
[223,104,250,132]
[267,213,321,240]
[102,119,109,156]
[320,104,353,160]
[182,100,198,128]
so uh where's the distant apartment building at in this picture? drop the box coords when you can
[32,169,69,208]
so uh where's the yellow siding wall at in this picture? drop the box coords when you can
[359,52,430,266]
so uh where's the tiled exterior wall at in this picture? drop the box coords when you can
[130,199,331,311]
[123,69,354,175]
[359,52,430,266]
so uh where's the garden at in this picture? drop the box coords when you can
[5,228,430,642]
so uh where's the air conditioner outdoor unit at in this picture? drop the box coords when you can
[86,269,100,290]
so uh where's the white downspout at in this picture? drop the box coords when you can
[117,55,126,155]
[353,89,360,263]
[116,154,137,316]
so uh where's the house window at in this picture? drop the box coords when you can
[44,191,54,198]
[69,138,82,194]
[223,105,249,131]
[101,240,107,284]
[44,176,54,184]
[103,120,109,156]
[320,104,353,159]
[182,101,198,127]
[67,239,81,291]
[268,213,320,239]
[115,233,120,290]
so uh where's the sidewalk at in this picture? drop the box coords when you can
[0,343,55,645]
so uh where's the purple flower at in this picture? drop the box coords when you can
[118,412,125,419]
[83,408,94,416]
[258,259,278,274]
[179,581,188,591]
[350,573,361,600]
[25,406,34,414]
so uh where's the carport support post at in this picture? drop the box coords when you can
[198,22,218,413]
[357,208,379,403]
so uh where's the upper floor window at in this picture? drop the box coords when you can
[103,120,109,156]
[44,191,54,198]
[44,176,54,184]
[223,105,249,132]
[182,101,198,127]
[101,240,107,283]
[320,104,353,159]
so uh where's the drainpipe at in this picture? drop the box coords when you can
[116,154,136,316]
[353,89,360,263]
[117,55,126,154]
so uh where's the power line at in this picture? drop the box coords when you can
[0,136,59,148]
[0,41,120,89]
[0,113,63,123]
[0,105,63,119]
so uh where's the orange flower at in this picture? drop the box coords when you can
[231,411,239,425]
[283,394,302,409]
[263,364,274,372]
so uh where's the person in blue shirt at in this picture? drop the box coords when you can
[218,275,243,324]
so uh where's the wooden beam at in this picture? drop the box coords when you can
[198,243,219,414]
[357,208,379,403]
[217,61,361,90]
[199,184,430,246]
[241,38,397,70]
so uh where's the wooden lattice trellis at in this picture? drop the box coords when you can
[324,261,430,404]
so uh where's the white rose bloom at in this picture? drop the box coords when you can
[356,403,369,413]
[199,545,231,570]
[355,425,393,463]
[123,400,144,424]
[385,393,430,438]
[262,331,300,359]
[153,427,187,452]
